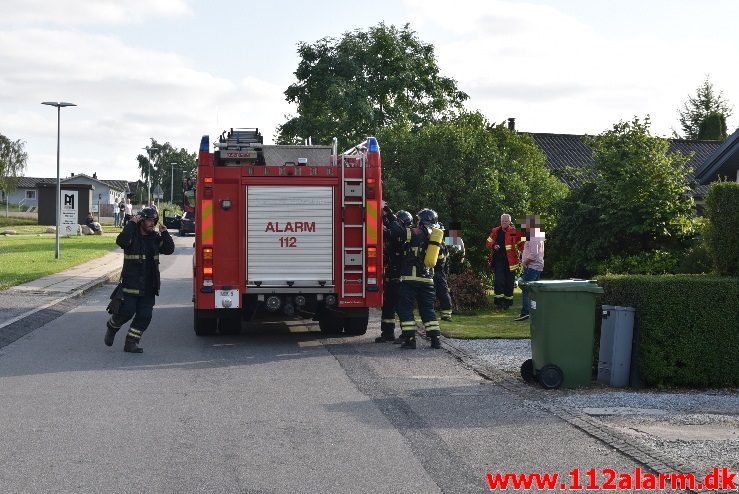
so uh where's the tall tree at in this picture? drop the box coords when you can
[696,111,727,140]
[378,112,567,273]
[678,77,733,139]
[548,117,695,277]
[0,134,28,204]
[136,139,197,205]
[277,23,468,148]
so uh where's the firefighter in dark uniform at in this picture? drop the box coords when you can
[376,209,413,343]
[104,207,175,353]
[386,207,442,349]
[434,225,453,321]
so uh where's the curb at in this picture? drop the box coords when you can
[0,267,121,332]
[416,327,707,493]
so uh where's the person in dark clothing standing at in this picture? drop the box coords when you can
[386,207,442,349]
[376,209,413,343]
[105,207,175,353]
[485,213,523,310]
[434,231,453,321]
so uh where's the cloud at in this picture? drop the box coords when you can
[401,0,739,136]
[0,27,290,179]
[0,0,192,25]
[469,77,592,100]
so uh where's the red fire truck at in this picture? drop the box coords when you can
[192,128,384,336]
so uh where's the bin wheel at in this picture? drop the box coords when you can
[520,359,535,383]
[538,364,564,390]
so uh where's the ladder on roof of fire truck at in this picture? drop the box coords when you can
[340,144,366,299]
[215,128,263,149]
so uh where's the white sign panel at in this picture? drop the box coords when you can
[91,204,99,213]
[61,190,79,235]
[246,186,334,286]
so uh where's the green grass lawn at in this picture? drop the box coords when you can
[0,235,118,290]
[1,224,117,234]
[441,290,531,339]
[0,217,38,228]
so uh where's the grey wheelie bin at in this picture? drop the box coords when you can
[519,280,604,389]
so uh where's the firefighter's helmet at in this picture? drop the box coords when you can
[416,208,438,227]
[396,210,413,228]
[139,207,159,224]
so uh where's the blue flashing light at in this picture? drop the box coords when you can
[367,137,380,153]
[199,135,209,152]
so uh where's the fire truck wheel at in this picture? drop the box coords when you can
[194,310,217,336]
[343,316,368,336]
[218,317,242,335]
[318,313,343,335]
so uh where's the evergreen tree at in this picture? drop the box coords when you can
[696,112,727,140]
[678,77,733,139]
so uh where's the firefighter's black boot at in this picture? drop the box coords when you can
[374,332,395,343]
[104,320,119,347]
[400,336,416,349]
[123,336,143,353]
[430,335,441,349]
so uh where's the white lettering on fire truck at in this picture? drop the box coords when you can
[264,221,316,233]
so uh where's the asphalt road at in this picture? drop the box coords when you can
[0,235,666,493]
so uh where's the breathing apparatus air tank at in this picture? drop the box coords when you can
[424,226,444,268]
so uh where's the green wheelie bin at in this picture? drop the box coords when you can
[519,280,604,389]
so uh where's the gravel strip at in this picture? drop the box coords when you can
[449,337,739,477]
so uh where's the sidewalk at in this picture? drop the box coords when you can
[0,250,123,329]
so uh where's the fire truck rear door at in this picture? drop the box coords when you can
[246,185,334,287]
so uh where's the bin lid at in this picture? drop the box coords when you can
[602,304,635,312]
[528,279,604,293]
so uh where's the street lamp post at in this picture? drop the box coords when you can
[142,146,159,206]
[41,101,76,260]
[170,162,178,204]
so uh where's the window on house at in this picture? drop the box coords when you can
[25,190,36,200]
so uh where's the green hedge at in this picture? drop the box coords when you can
[598,274,739,387]
[704,181,739,276]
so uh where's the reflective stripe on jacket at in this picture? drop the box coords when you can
[116,221,175,296]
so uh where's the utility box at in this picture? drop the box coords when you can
[597,305,635,387]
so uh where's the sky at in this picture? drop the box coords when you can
[1,0,738,182]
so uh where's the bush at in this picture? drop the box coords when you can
[448,270,489,312]
[675,243,713,274]
[598,274,739,387]
[596,250,680,275]
[446,247,470,275]
[704,181,739,276]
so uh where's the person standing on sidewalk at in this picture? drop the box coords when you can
[105,207,175,353]
[514,215,545,321]
[121,198,133,228]
[113,199,120,227]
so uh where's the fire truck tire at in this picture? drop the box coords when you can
[194,310,217,336]
[343,316,368,336]
[218,317,242,335]
[318,313,344,335]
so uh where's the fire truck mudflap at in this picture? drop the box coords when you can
[192,128,383,337]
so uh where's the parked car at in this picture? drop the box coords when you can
[179,211,195,236]
[162,209,182,230]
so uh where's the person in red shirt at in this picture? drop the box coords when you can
[485,214,524,310]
